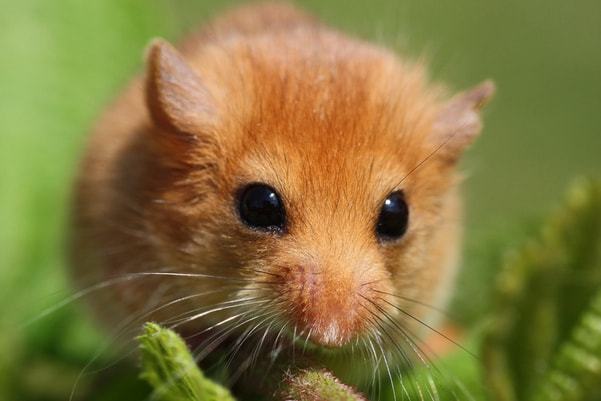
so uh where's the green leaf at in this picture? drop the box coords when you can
[137,323,236,401]
[531,288,601,401]
[482,178,601,401]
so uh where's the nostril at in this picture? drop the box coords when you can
[290,264,317,298]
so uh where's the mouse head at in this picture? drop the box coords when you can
[142,37,493,348]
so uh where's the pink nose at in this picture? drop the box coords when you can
[285,264,363,347]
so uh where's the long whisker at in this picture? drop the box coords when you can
[169,298,270,329]
[25,271,258,327]
[367,317,398,401]
[372,289,454,319]
[78,286,247,377]
[387,123,469,193]
[369,296,474,401]
[292,324,298,364]
[225,311,277,369]
[359,303,405,401]
[193,308,275,363]
[250,317,276,368]
[377,296,476,359]
[364,335,382,398]
[302,327,313,354]
[390,316,472,401]
[227,312,280,383]
[143,310,263,401]
[374,329,397,401]
[263,320,288,376]
[68,285,243,401]
[361,297,435,401]
[162,293,262,327]
[362,295,425,368]
[365,312,415,397]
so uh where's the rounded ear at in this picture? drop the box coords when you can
[145,38,216,137]
[433,80,495,162]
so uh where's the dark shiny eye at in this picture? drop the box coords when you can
[376,191,409,241]
[238,183,286,232]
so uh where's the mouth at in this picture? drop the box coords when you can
[268,317,376,361]
[178,319,357,365]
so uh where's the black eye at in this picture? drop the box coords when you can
[238,183,286,232]
[376,191,409,241]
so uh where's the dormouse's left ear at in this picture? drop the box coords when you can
[145,38,217,137]
[433,80,495,162]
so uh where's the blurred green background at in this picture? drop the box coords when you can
[0,0,599,399]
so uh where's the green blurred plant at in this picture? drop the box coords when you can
[280,369,367,401]
[138,323,236,401]
[531,288,601,401]
[483,178,601,401]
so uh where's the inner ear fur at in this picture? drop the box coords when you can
[433,80,495,162]
[145,38,217,137]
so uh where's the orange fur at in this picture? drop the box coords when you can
[70,1,493,385]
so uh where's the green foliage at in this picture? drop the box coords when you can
[2,304,149,401]
[483,179,601,401]
[281,369,367,401]
[532,288,601,401]
[138,323,236,401]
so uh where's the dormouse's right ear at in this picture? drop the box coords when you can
[432,80,495,163]
[145,38,216,136]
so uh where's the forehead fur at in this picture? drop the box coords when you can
[199,27,441,145]
[192,27,448,186]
